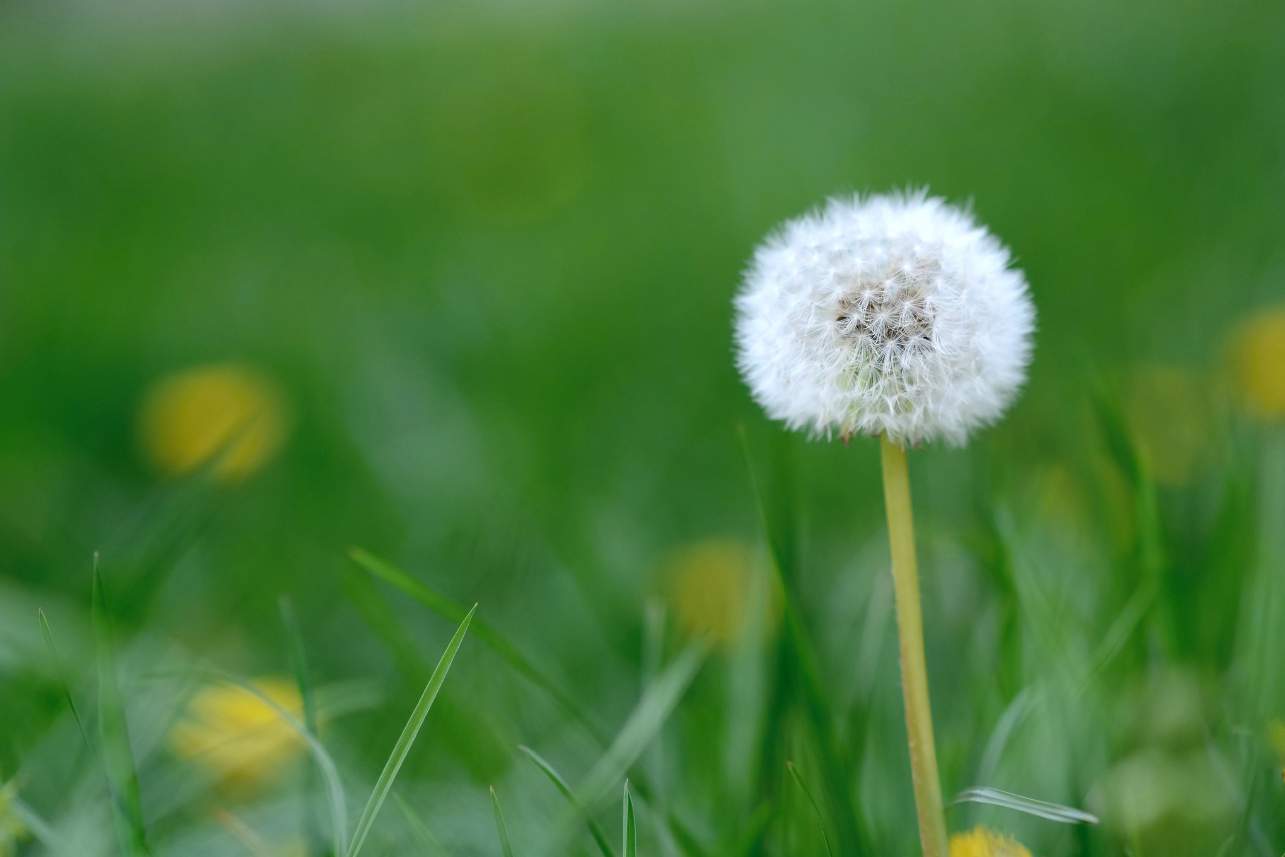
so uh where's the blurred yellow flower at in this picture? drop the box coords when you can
[1122,364,1212,486]
[169,678,304,790]
[1271,720,1285,778]
[661,540,777,646]
[949,826,1032,857]
[1229,306,1285,421]
[138,364,289,482]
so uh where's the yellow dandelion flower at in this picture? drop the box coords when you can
[949,826,1033,857]
[138,364,289,482]
[1229,306,1285,421]
[1122,364,1214,486]
[661,540,778,647]
[169,678,304,790]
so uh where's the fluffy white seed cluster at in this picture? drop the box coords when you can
[735,192,1035,446]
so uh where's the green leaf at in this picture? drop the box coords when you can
[346,604,475,857]
[491,786,516,857]
[519,745,614,857]
[622,782,637,857]
[92,557,152,857]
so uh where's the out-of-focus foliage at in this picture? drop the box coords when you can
[1,0,1284,855]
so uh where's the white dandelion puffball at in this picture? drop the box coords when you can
[735,192,1035,446]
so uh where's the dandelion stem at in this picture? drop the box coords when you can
[880,436,947,857]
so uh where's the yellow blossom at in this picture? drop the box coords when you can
[169,678,304,790]
[1229,306,1285,421]
[138,364,288,482]
[949,826,1033,857]
[661,540,777,646]
[1122,364,1212,486]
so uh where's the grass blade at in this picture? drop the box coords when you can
[184,668,350,856]
[346,604,476,857]
[537,645,705,857]
[576,645,704,808]
[786,762,834,857]
[279,597,326,857]
[37,608,91,750]
[491,786,516,857]
[349,547,605,743]
[519,745,614,857]
[622,782,637,857]
[393,792,452,856]
[952,786,1099,825]
[92,557,152,857]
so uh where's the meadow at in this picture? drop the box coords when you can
[1,1,1284,855]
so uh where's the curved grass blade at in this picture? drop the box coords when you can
[190,668,349,857]
[622,782,637,857]
[577,645,704,808]
[519,745,614,857]
[349,547,605,744]
[952,786,1099,825]
[491,786,515,857]
[346,604,475,857]
[353,548,706,857]
[37,608,91,750]
[92,558,152,857]
[786,762,834,857]
[280,597,325,856]
[538,645,705,857]
[393,792,452,856]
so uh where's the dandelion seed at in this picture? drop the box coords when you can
[169,678,304,791]
[948,826,1032,857]
[735,191,1034,446]
[138,363,289,482]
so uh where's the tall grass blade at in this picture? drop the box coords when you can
[91,557,152,857]
[353,548,706,856]
[346,604,476,857]
[491,786,516,857]
[622,782,637,857]
[576,645,704,808]
[37,608,91,751]
[537,645,704,857]
[786,762,834,857]
[393,792,452,856]
[279,597,325,857]
[519,745,614,857]
[349,547,605,743]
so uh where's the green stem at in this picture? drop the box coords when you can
[879,436,947,857]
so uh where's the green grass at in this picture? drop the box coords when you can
[1,0,1284,854]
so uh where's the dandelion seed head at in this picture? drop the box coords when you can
[735,191,1035,446]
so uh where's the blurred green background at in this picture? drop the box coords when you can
[2,1,1284,855]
